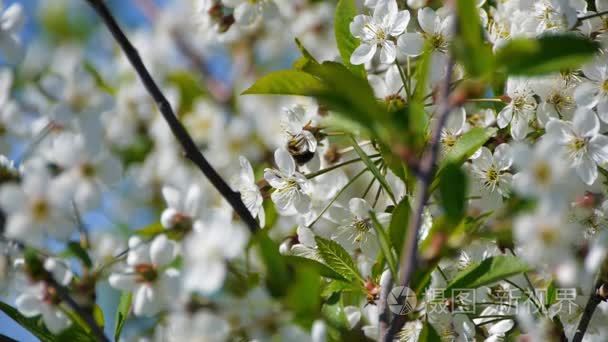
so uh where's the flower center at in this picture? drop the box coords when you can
[365,23,387,42]
[135,264,158,283]
[547,92,572,112]
[512,95,530,112]
[32,199,49,221]
[533,162,551,185]
[171,213,193,233]
[80,163,96,178]
[429,33,447,52]
[482,166,501,192]
[352,218,372,243]
[568,137,588,156]
[539,225,557,244]
[441,133,458,148]
[42,285,61,305]
[602,79,608,93]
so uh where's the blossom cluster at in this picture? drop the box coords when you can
[1,0,608,341]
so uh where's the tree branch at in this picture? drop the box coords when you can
[383,57,456,342]
[578,10,608,22]
[46,274,109,342]
[4,238,109,342]
[572,282,607,342]
[378,270,393,339]
[83,0,259,233]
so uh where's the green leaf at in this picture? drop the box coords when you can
[93,305,104,330]
[495,34,600,75]
[335,0,366,78]
[55,326,96,342]
[321,280,361,298]
[445,256,531,293]
[114,292,132,342]
[284,255,348,281]
[242,70,328,95]
[306,62,388,131]
[442,127,495,167]
[256,231,291,297]
[293,38,319,70]
[546,281,557,307]
[245,62,386,138]
[322,294,349,330]
[61,306,96,338]
[418,322,442,342]
[285,264,321,325]
[66,242,93,268]
[369,211,398,278]
[315,236,363,283]
[453,0,494,77]
[134,222,164,237]
[350,136,396,204]
[0,301,55,341]
[438,163,468,224]
[389,197,411,258]
[379,143,406,181]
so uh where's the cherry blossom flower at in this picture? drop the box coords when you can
[497,79,537,140]
[109,235,180,316]
[15,259,73,334]
[183,210,249,294]
[280,104,319,165]
[574,55,608,122]
[232,156,265,227]
[160,184,205,231]
[350,0,410,65]
[264,148,312,214]
[331,198,391,258]
[223,0,279,28]
[0,169,71,245]
[545,108,608,185]
[469,144,513,211]
[398,7,454,63]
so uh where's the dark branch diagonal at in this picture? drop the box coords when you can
[83,0,259,233]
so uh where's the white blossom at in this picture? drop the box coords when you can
[350,0,410,65]
[264,148,312,214]
[545,108,608,185]
[109,235,181,316]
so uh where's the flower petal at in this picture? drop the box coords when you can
[379,41,396,64]
[349,198,372,218]
[397,32,424,57]
[573,108,599,138]
[350,43,377,65]
[275,148,295,176]
[150,234,176,266]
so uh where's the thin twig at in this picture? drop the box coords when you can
[578,10,608,22]
[305,153,380,179]
[383,56,456,341]
[84,0,259,233]
[572,282,607,342]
